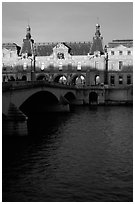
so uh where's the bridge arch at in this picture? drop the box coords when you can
[19,91,60,115]
[89,92,98,104]
[22,75,27,81]
[2,82,76,116]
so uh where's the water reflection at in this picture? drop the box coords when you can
[2,106,133,202]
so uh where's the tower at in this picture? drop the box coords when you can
[95,24,101,38]
[26,25,31,40]
[89,24,104,55]
[20,25,34,57]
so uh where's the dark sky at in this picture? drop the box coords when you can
[2,2,133,46]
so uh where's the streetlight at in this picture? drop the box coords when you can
[104,45,108,85]
[29,54,36,81]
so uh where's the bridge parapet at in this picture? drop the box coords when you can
[2,81,77,92]
[2,81,106,92]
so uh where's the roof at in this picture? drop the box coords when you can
[35,41,91,56]
[108,39,133,48]
[90,37,104,55]
[20,38,34,56]
[2,43,19,50]
[2,43,21,55]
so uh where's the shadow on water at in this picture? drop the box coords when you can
[2,111,72,169]
[27,112,71,137]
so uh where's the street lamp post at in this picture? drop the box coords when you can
[30,58,33,81]
[30,54,36,81]
[104,45,108,85]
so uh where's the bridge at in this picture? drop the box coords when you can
[2,81,132,136]
[3,80,105,118]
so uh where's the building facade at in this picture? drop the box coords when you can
[107,40,133,87]
[2,24,133,103]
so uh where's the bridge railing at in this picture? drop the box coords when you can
[2,81,77,91]
[2,81,109,92]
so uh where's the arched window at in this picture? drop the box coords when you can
[75,75,85,87]
[119,61,123,70]
[95,61,98,69]
[9,76,15,81]
[95,75,100,85]
[23,62,27,70]
[119,76,123,84]
[127,51,131,55]
[119,51,123,55]
[110,75,115,86]
[59,76,67,84]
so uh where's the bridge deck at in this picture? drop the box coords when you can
[2,81,105,92]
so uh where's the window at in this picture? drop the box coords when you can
[68,63,72,70]
[119,76,123,84]
[95,75,100,85]
[111,51,114,55]
[127,51,131,55]
[59,62,63,70]
[77,62,81,70]
[57,52,64,59]
[119,51,123,55]
[111,63,114,70]
[41,63,45,70]
[23,62,27,70]
[95,61,98,69]
[127,75,131,84]
[119,61,123,70]
[110,75,115,85]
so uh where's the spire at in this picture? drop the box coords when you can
[89,24,104,55]
[20,25,34,57]
[95,24,101,38]
[26,25,31,40]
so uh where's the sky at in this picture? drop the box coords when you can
[2,2,133,47]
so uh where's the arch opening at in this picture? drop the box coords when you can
[95,75,100,85]
[20,91,60,116]
[9,75,15,81]
[54,75,67,84]
[37,74,49,81]
[89,92,98,104]
[71,75,86,87]
[22,75,27,81]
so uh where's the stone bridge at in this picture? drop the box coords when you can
[2,81,105,118]
[3,81,132,136]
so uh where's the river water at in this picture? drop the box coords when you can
[2,106,133,202]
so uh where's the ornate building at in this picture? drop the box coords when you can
[107,39,133,87]
[2,24,133,90]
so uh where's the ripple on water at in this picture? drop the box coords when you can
[2,106,133,202]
